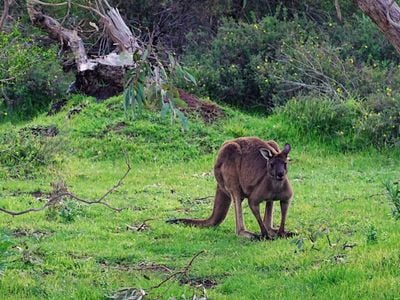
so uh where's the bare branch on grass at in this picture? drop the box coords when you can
[0,156,131,216]
[193,196,213,202]
[126,218,155,232]
[148,250,206,290]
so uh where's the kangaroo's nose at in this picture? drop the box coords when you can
[277,171,284,178]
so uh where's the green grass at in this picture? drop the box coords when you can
[0,96,399,299]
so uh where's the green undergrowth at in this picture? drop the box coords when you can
[0,96,399,299]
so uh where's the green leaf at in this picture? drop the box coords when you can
[176,109,189,131]
[142,49,149,61]
[183,70,197,85]
[137,83,145,109]
[123,85,132,110]
[161,102,171,118]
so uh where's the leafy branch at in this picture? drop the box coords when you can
[124,48,196,130]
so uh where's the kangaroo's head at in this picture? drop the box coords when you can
[259,143,291,181]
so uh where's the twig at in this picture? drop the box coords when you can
[342,242,357,250]
[368,192,385,198]
[126,218,155,231]
[148,250,205,290]
[337,196,355,203]
[337,192,386,204]
[334,0,343,22]
[0,155,131,216]
[0,77,16,83]
[326,234,333,247]
[193,196,213,202]
[136,218,154,231]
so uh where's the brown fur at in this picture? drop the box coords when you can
[172,137,293,239]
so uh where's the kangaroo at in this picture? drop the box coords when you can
[170,137,293,239]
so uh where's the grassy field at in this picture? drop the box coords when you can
[0,96,399,299]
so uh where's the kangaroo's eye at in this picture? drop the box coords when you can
[270,163,274,168]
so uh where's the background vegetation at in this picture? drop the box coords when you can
[0,0,399,299]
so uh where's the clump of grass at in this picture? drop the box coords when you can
[0,231,14,274]
[366,224,378,244]
[383,181,400,219]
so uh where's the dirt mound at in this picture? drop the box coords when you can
[178,89,223,123]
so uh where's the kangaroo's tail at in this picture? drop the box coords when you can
[168,186,231,227]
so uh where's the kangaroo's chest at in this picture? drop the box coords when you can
[244,179,291,202]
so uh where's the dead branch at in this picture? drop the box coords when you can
[136,218,155,231]
[0,0,12,31]
[0,156,131,216]
[148,250,206,290]
[193,196,213,201]
[28,0,139,52]
[126,218,155,232]
[334,0,343,22]
[342,242,357,250]
[131,262,172,273]
[27,2,94,72]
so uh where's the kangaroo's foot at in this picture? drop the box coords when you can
[237,230,261,240]
[262,228,278,239]
[277,230,297,238]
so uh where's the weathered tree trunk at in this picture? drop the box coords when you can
[27,0,139,99]
[354,0,400,55]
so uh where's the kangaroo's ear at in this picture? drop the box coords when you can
[260,148,273,160]
[282,143,291,155]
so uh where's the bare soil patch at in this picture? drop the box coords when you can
[178,89,224,123]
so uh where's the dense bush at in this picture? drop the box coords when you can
[281,96,400,149]
[182,15,315,110]
[328,14,400,64]
[0,26,71,118]
[182,14,400,112]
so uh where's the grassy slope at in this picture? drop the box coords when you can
[0,96,399,299]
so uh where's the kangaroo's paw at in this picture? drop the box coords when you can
[264,228,278,239]
[237,230,261,240]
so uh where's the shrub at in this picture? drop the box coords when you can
[182,14,400,112]
[182,16,314,110]
[0,26,71,118]
[0,128,60,178]
[328,14,400,64]
[383,181,400,220]
[281,96,362,138]
[281,96,400,149]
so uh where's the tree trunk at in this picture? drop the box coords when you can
[354,0,400,55]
